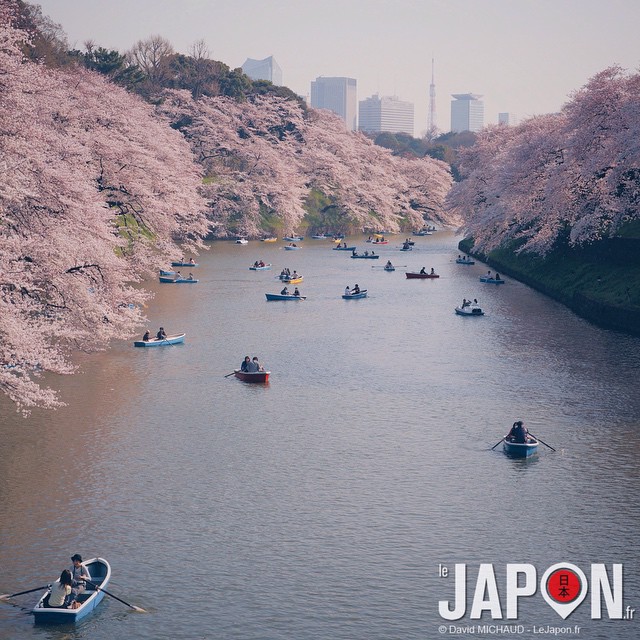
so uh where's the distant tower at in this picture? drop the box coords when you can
[427,57,437,136]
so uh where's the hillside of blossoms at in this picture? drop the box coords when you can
[446,66,640,256]
[0,0,456,411]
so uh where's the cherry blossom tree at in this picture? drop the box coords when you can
[1,2,208,412]
[159,91,456,237]
[448,66,640,256]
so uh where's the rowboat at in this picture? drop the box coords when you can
[405,272,439,279]
[479,276,505,284]
[261,237,277,242]
[234,369,270,383]
[283,236,303,242]
[342,290,368,299]
[249,264,272,270]
[400,246,413,251]
[503,437,539,458]
[333,246,356,251]
[384,265,395,272]
[265,293,306,301]
[32,558,111,624]
[351,253,379,259]
[366,239,389,245]
[235,238,248,245]
[160,275,198,283]
[311,234,328,239]
[171,261,198,267]
[455,305,484,316]
[456,257,475,265]
[284,245,300,250]
[282,276,303,284]
[134,333,185,346]
[159,269,177,276]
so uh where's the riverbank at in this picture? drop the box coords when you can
[458,235,640,336]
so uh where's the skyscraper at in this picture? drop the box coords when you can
[310,77,357,131]
[241,56,282,85]
[498,112,518,126]
[358,94,414,135]
[450,93,484,132]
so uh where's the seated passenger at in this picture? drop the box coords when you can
[45,570,73,609]
[420,267,426,274]
[240,356,251,372]
[281,286,289,295]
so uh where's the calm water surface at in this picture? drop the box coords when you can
[1,232,640,640]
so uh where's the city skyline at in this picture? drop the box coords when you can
[36,0,640,136]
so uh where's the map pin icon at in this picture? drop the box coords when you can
[541,563,588,619]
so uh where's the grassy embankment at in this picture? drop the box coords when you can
[459,221,640,336]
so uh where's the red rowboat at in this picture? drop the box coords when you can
[405,272,440,279]
[234,369,270,383]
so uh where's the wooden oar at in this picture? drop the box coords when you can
[528,432,556,451]
[491,437,506,450]
[0,585,49,600]
[224,371,236,377]
[85,580,145,613]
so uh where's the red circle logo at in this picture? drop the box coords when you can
[546,568,582,603]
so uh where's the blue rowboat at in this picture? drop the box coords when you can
[333,246,356,251]
[134,333,185,347]
[503,437,539,458]
[284,245,300,250]
[311,234,328,239]
[455,305,484,316]
[342,290,368,299]
[171,261,198,267]
[283,236,303,241]
[159,269,177,276]
[249,264,272,270]
[32,558,111,624]
[265,293,306,301]
[480,276,505,284]
[159,276,198,283]
[456,258,475,265]
[351,254,380,259]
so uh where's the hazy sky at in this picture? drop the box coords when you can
[35,0,640,135]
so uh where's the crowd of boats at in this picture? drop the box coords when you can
[0,231,556,628]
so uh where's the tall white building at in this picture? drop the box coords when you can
[241,56,282,85]
[450,93,484,132]
[310,77,357,131]
[498,112,518,126]
[358,94,414,135]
